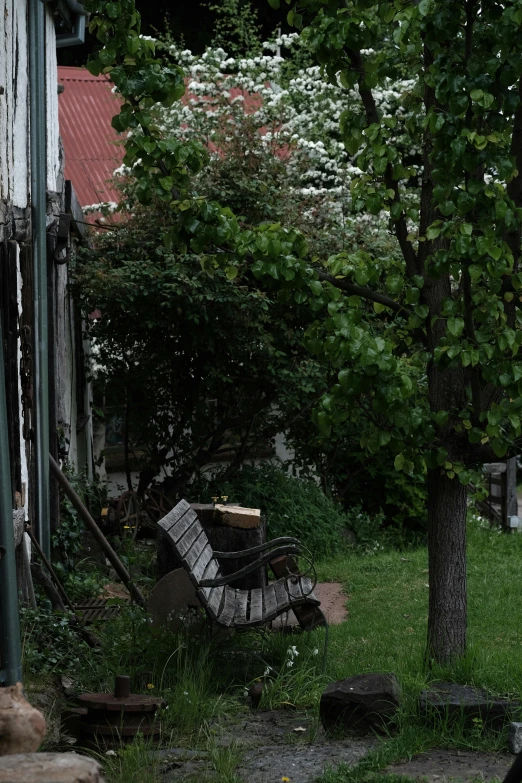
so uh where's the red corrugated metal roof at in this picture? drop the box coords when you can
[57,66,124,207]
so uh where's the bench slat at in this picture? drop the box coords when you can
[158,499,192,533]
[234,590,248,625]
[263,583,278,621]
[167,508,199,546]
[192,544,214,583]
[184,530,208,569]
[287,577,303,601]
[218,587,236,627]
[249,587,263,623]
[274,579,289,611]
[207,585,224,619]
[177,519,202,558]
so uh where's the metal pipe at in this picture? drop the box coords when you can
[0,319,23,686]
[49,454,146,607]
[29,0,50,559]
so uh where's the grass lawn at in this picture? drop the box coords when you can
[319,512,522,697]
[25,511,522,782]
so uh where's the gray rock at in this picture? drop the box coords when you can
[419,682,522,730]
[0,752,104,782]
[508,722,522,753]
[319,673,401,734]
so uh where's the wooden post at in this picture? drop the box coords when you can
[505,457,518,531]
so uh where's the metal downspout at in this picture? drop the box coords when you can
[29,0,50,559]
[0,319,23,686]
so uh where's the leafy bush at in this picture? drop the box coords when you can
[21,606,90,676]
[190,463,350,558]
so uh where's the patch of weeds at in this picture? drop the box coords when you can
[21,606,90,676]
[156,630,238,740]
[206,736,244,783]
[101,736,161,783]
[255,635,326,711]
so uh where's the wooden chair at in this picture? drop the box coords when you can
[157,500,327,653]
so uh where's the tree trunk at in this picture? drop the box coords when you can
[426,468,467,665]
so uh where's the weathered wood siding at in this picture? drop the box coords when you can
[0,0,59,212]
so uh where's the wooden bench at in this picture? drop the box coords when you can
[157,499,324,630]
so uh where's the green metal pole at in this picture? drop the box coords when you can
[29,0,50,559]
[0,319,23,685]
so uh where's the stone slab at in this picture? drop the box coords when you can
[320,673,401,734]
[419,682,522,729]
[386,749,513,783]
[508,721,522,753]
[0,753,104,783]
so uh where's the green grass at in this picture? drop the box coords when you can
[318,512,522,696]
[25,510,522,783]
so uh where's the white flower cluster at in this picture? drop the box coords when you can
[146,39,419,250]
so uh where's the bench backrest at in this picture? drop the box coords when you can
[157,499,221,598]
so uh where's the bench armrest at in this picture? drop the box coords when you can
[199,545,301,587]
[213,536,301,559]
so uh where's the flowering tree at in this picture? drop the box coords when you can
[81,0,522,664]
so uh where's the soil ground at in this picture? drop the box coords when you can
[156,709,515,783]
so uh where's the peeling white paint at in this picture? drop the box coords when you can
[15,241,29,515]
[45,9,60,193]
[0,0,58,205]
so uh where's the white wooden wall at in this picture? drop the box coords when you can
[0,0,59,207]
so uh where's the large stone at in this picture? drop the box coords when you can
[508,722,522,754]
[0,752,104,782]
[320,673,401,734]
[0,683,46,756]
[419,682,522,729]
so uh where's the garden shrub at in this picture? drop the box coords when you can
[190,463,350,558]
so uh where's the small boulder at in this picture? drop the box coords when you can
[0,752,104,782]
[0,683,46,756]
[419,682,522,730]
[320,673,401,734]
[508,722,522,754]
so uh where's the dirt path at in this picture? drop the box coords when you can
[156,710,515,783]
[387,749,513,783]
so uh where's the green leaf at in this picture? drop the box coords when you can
[225,266,238,281]
[418,0,431,16]
[268,0,280,6]
[394,453,405,471]
[491,438,508,458]
[447,317,464,337]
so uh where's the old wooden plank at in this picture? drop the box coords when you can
[183,530,208,569]
[249,588,263,623]
[263,583,278,620]
[177,519,202,557]
[158,500,192,533]
[274,579,289,611]
[207,585,224,619]
[192,544,214,584]
[170,509,199,543]
[234,589,248,625]
[218,587,236,627]
[287,577,304,602]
